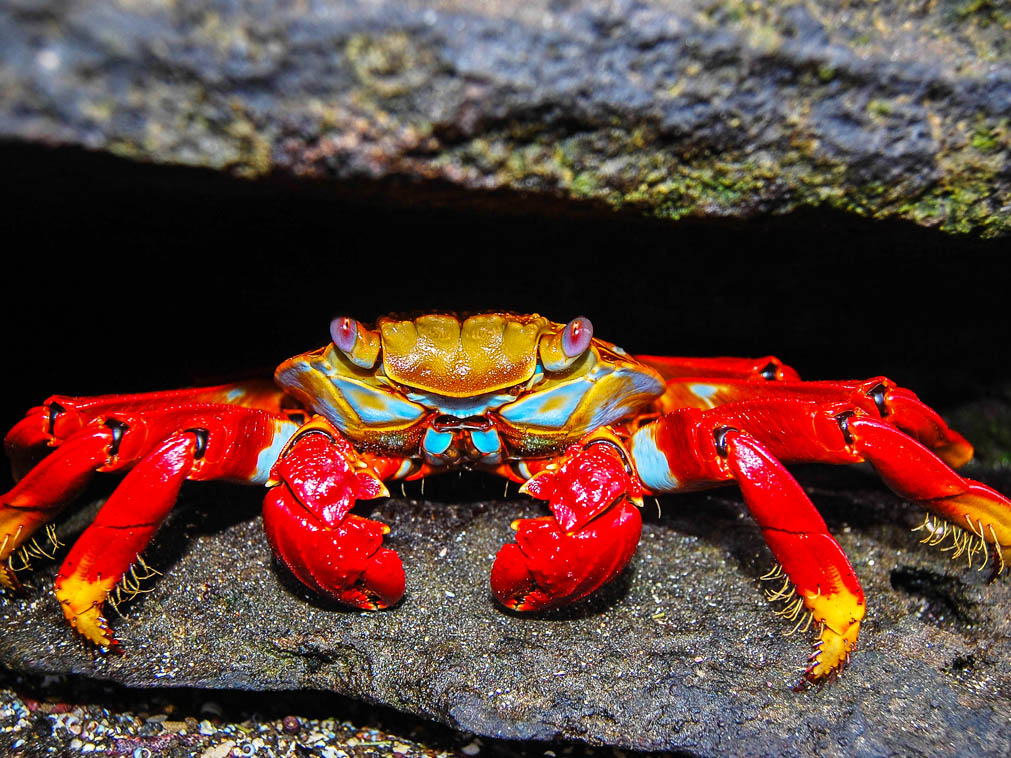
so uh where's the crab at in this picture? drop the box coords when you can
[2,311,1009,686]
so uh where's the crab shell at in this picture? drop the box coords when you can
[274,313,667,462]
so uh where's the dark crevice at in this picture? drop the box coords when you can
[889,565,982,630]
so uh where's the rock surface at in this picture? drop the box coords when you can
[3,451,1011,754]
[1,0,1009,236]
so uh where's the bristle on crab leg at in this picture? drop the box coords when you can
[106,556,163,619]
[4,525,64,580]
[630,411,866,686]
[760,569,818,637]
[913,513,1007,578]
[839,416,1011,576]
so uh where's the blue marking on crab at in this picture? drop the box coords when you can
[471,428,502,455]
[499,380,588,429]
[405,391,516,418]
[339,380,426,426]
[423,428,454,456]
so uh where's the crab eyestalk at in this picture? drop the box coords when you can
[539,316,593,372]
[330,316,381,369]
[262,418,404,609]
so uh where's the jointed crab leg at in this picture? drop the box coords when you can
[629,397,1011,684]
[719,430,864,684]
[55,432,202,648]
[635,354,801,382]
[840,415,1011,563]
[4,381,286,479]
[1,395,300,646]
[650,376,973,467]
[630,409,863,683]
[0,427,116,589]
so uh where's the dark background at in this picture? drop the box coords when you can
[3,141,1009,496]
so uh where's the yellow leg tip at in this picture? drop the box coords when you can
[55,574,119,649]
[802,620,860,685]
[67,603,118,648]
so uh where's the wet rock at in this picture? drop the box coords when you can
[1,0,1009,236]
[3,459,1011,754]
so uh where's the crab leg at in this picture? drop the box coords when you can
[649,376,972,467]
[634,354,801,382]
[630,407,864,684]
[631,398,1011,685]
[55,432,201,648]
[4,381,286,479]
[0,427,116,589]
[640,397,1007,549]
[837,415,1011,567]
[1,403,299,645]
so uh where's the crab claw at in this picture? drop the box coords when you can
[492,502,642,610]
[264,488,404,608]
[492,434,643,610]
[262,421,404,609]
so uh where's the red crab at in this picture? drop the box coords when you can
[2,312,1008,686]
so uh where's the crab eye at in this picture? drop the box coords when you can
[539,316,594,372]
[329,316,381,368]
[330,316,359,353]
[561,316,593,358]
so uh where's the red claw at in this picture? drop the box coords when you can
[267,431,387,527]
[263,421,403,609]
[263,486,404,608]
[491,501,642,610]
[493,434,644,610]
[519,438,640,532]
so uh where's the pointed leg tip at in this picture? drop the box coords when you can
[68,605,118,650]
[55,573,121,649]
[799,623,856,688]
[792,676,815,693]
[500,589,554,613]
[336,584,402,611]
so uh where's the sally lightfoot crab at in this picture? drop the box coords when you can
[3,312,1010,687]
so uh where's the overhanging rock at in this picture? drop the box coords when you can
[1,0,1009,236]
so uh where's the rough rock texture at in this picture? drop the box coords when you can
[3,399,1011,756]
[1,0,1009,236]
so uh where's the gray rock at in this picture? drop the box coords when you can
[3,459,1011,754]
[1,0,1009,236]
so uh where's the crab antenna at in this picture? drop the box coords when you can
[540,316,593,371]
[330,316,381,368]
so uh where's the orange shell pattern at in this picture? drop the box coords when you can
[377,314,554,397]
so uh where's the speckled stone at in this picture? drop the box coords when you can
[3,451,1011,754]
[1,0,1009,236]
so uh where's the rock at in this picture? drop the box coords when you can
[1,0,1008,236]
[3,456,1011,754]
